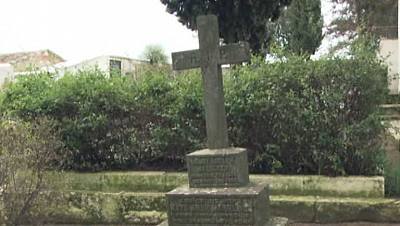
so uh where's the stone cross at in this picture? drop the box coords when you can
[172,15,250,149]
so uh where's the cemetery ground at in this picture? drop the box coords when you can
[1,24,399,224]
[43,223,400,226]
[11,171,394,225]
[2,72,400,225]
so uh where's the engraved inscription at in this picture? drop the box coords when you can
[169,197,255,225]
[187,150,249,188]
[189,156,240,187]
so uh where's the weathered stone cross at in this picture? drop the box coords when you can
[172,15,250,149]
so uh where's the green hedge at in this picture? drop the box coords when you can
[0,56,388,175]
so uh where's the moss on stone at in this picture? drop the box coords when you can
[252,175,384,198]
[47,172,187,193]
[123,211,166,225]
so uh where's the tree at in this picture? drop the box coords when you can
[160,0,292,56]
[329,0,397,39]
[0,118,64,225]
[272,0,323,56]
[141,45,168,65]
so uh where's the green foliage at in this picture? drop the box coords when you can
[141,45,168,65]
[160,0,292,55]
[0,72,54,118]
[0,56,388,175]
[225,55,387,175]
[271,0,323,56]
[0,69,204,171]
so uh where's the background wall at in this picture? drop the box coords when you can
[380,39,399,94]
[0,63,14,87]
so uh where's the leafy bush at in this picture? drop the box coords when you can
[0,118,64,225]
[226,56,387,175]
[0,70,203,171]
[0,56,388,175]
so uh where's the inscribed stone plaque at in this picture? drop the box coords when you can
[166,184,270,226]
[187,148,250,188]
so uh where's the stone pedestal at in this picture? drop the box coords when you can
[166,185,269,226]
[187,148,249,188]
[159,147,285,226]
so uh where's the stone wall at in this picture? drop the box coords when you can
[47,172,385,198]
[27,172,395,224]
[380,39,399,94]
[0,63,13,87]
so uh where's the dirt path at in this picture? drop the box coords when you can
[292,223,400,226]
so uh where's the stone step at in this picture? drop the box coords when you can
[46,172,384,198]
[381,115,400,120]
[38,191,400,225]
[45,209,166,225]
[380,104,400,120]
[271,195,400,223]
[166,184,269,226]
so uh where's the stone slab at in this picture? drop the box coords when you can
[186,148,250,188]
[158,217,288,226]
[165,184,269,226]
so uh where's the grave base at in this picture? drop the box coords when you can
[187,148,249,188]
[164,183,271,226]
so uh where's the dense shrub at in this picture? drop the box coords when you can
[0,56,388,175]
[225,56,387,175]
[0,70,203,171]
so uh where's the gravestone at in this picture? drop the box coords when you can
[159,15,287,226]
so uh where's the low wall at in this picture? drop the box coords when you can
[47,172,385,198]
[39,192,400,225]
[24,172,395,225]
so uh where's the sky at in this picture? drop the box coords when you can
[0,0,335,63]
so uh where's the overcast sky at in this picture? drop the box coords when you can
[0,0,335,63]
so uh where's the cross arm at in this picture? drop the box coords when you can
[172,42,251,71]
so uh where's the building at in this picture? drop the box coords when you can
[0,49,64,73]
[378,0,399,94]
[379,26,399,94]
[58,55,149,79]
[0,63,14,87]
[0,49,64,85]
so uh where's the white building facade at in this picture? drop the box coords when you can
[0,63,14,87]
[59,55,149,79]
[381,39,399,94]
[383,0,400,94]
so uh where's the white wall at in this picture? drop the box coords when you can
[62,56,147,78]
[380,39,399,94]
[0,63,14,87]
[65,56,110,73]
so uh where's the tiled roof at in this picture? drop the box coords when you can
[0,49,65,72]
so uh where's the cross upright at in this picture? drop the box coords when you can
[172,15,250,150]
